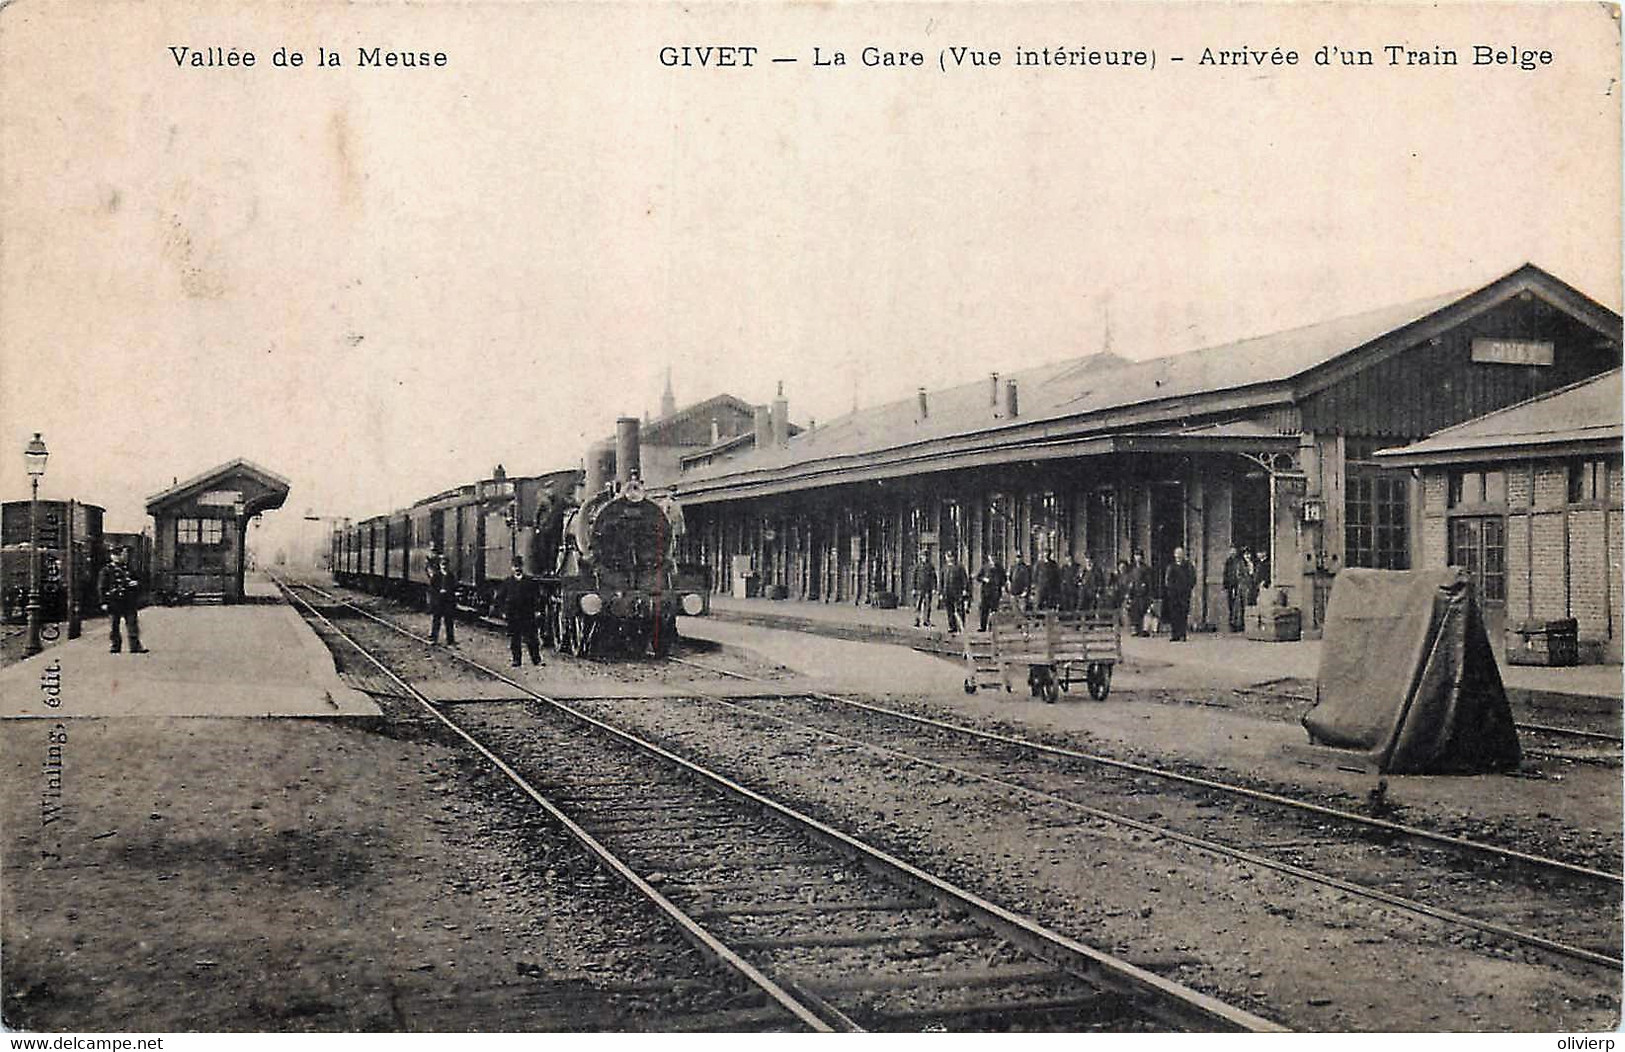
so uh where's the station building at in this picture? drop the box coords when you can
[1377,370,1623,661]
[146,458,290,603]
[666,264,1622,638]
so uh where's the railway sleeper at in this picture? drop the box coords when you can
[728,925,987,950]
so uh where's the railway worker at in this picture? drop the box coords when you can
[1035,549,1062,611]
[911,551,937,628]
[1078,555,1106,614]
[97,546,146,654]
[1125,551,1152,636]
[1163,546,1198,643]
[940,552,969,634]
[975,555,1005,632]
[1058,554,1079,612]
[1222,546,1248,632]
[429,551,458,646]
[500,555,543,667]
[1007,553,1031,612]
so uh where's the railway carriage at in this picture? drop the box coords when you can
[1,499,107,622]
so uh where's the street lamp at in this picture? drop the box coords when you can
[23,433,48,655]
[233,497,246,602]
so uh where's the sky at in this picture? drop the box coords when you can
[1,1,1619,562]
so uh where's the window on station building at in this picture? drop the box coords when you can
[1568,459,1609,503]
[1346,474,1409,570]
[1448,468,1506,508]
[177,518,224,546]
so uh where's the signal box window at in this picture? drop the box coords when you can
[178,518,224,545]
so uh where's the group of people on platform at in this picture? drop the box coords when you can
[908,543,1268,642]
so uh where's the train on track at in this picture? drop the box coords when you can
[1,500,151,622]
[331,417,709,657]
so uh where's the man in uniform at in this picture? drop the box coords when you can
[1126,551,1152,636]
[1034,549,1061,611]
[1007,552,1032,612]
[940,551,969,634]
[1163,546,1198,643]
[428,550,457,646]
[501,555,543,667]
[911,550,937,628]
[97,546,146,654]
[1222,546,1248,632]
[975,555,1006,632]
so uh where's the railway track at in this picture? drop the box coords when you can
[275,576,1282,1033]
[292,578,1622,973]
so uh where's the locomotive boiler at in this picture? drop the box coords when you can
[551,417,708,657]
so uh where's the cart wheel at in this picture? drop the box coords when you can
[1087,664,1113,701]
[1044,680,1060,704]
[963,678,977,695]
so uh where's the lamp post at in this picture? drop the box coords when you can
[233,497,246,602]
[23,433,48,656]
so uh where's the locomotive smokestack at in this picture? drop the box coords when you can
[753,405,771,451]
[771,382,788,447]
[615,417,642,486]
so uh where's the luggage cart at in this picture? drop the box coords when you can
[963,610,1120,702]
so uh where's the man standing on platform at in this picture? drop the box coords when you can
[429,551,457,646]
[1125,551,1151,635]
[911,550,937,629]
[1008,552,1032,612]
[940,552,969,634]
[1222,546,1247,632]
[500,556,543,667]
[976,555,1006,632]
[97,546,146,654]
[1163,546,1198,643]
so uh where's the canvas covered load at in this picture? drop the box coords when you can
[1302,568,1521,775]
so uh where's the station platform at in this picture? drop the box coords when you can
[0,599,378,719]
[704,595,1622,710]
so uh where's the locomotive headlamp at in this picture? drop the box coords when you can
[579,592,603,616]
[682,593,705,616]
[624,478,646,503]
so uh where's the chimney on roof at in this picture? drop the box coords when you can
[710,416,720,445]
[771,382,789,447]
[754,404,772,451]
[989,373,1001,418]
[1005,378,1019,419]
[916,387,929,422]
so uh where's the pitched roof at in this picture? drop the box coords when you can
[145,458,291,514]
[672,263,1621,499]
[1375,370,1622,464]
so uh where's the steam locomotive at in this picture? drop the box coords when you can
[332,416,709,657]
[552,418,709,656]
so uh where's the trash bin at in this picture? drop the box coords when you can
[1508,618,1579,667]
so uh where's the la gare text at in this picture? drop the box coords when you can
[167,46,448,69]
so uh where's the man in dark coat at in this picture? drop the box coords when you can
[1058,555,1079,612]
[97,546,146,654]
[1222,546,1247,632]
[428,551,457,645]
[940,552,969,634]
[1163,546,1198,642]
[976,556,1006,632]
[1125,551,1152,635]
[500,556,543,667]
[1008,553,1032,612]
[1079,555,1106,614]
[911,551,938,628]
[1035,550,1061,611]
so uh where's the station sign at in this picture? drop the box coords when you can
[198,490,244,507]
[1471,338,1554,367]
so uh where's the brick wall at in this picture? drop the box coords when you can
[1505,514,1530,621]
[1528,511,1568,620]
